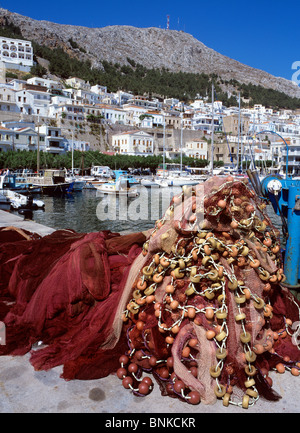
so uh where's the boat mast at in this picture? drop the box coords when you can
[163,113,166,178]
[237,92,241,172]
[180,113,183,174]
[210,84,214,176]
[37,116,40,174]
[71,129,74,175]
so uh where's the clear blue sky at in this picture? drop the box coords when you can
[1,0,299,81]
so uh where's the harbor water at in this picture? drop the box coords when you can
[29,184,283,237]
[31,185,183,234]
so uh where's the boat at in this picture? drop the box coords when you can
[158,170,199,187]
[82,177,110,189]
[65,175,86,191]
[154,179,169,188]
[140,178,159,188]
[3,189,44,211]
[0,192,11,211]
[96,175,139,197]
[0,175,44,210]
[27,170,74,195]
[114,170,140,185]
[0,173,41,194]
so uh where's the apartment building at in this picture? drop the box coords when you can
[38,125,65,153]
[0,37,33,69]
[0,124,45,152]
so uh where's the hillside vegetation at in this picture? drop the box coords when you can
[1,21,300,110]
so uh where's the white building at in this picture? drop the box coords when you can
[65,77,91,91]
[49,98,84,121]
[140,111,164,128]
[112,130,154,156]
[192,110,222,132]
[38,125,65,154]
[97,104,127,125]
[0,37,33,69]
[64,139,90,152]
[0,123,46,152]
[74,89,103,105]
[15,86,51,117]
[91,84,108,96]
[27,77,62,92]
[280,137,300,176]
[0,87,19,114]
[184,139,208,160]
[122,103,149,126]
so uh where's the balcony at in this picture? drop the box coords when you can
[45,145,65,154]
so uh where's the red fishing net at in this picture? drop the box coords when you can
[0,176,300,409]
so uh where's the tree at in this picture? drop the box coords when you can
[30,63,47,77]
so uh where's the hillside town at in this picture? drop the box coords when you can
[0,36,300,174]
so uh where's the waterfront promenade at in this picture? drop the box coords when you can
[0,210,299,413]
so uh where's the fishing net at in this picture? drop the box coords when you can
[0,176,300,410]
[114,175,300,408]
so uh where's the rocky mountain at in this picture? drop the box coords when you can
[1,8,300,99]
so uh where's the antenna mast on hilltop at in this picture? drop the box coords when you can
[167,15,170,29]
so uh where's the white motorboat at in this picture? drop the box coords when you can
[165,174,199,187]
[140,178,159,188]
[96,176,139,197]
[154,179,169,188]
[83,177,109,189]
[2,189,44,210]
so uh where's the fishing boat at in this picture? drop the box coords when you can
[65,175,86,191]
[27,170,74,195]
[0,173,41,194]
[96,175,139,197]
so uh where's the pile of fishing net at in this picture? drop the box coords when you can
[1,176,300,409]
